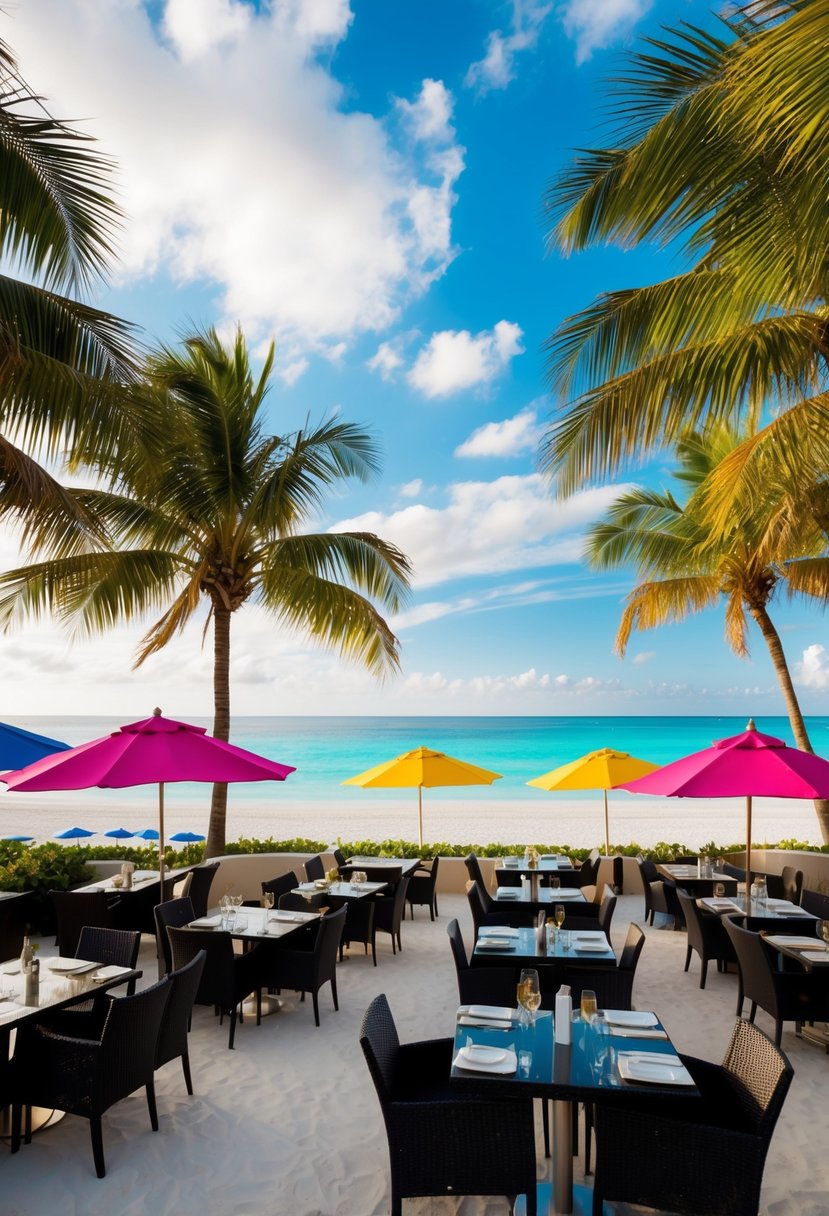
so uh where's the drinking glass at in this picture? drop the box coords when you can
[550,876,561,892]
[580,989,598,1023]
[517,968,541,1026]
[714,883,726,899]
[554,904,566,930]
[226,906,237,933]
[819,919,829,949]
[219,893,230,927]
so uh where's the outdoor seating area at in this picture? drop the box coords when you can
[1,868,828,1214]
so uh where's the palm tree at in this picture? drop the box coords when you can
[0,328,412,857]
[540,5,829,494]
[587,426,829,838]
[0,38,137,528]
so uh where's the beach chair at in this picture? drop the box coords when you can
[155,950,206,1095]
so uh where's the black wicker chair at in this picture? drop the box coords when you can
[723,916,828,1044]
[677,889,736,988]
[591,1018,793,1216]
[374,876,410,957]
[575,850,601,892]
[262,871,300,903]
[781,865,804,904]
[466,880,535,934]
[564,885,617,947]
[186,863,219,918]
[360,993,537,1216]
[304,855,326,882]
[76,926,141,995]
[50,890,113,954]
[167,926,264,1049]
[332,848,347,868]
[801,887,829,918]
[266,905,345,1025]
[406,856,440,920]
[446,917,517,1006]
[11,977,171,1178]
[155,950,206,1095]
[154,897,196,978]
[463,852,490,897]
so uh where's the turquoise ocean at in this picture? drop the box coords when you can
[4,715,828,847]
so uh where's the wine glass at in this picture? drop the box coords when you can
[580,988,598,1024]
[219,893,230,927]
[554,904,566,930]
[261,889,274,931]
[550,876,561,892]
[517,968,541,1026]
[819,919,829,949]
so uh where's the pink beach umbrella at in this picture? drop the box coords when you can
[2,708,296,887]
[618,719,829,879]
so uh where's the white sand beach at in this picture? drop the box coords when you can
[0,790,823,850]
[2,892,828,1215]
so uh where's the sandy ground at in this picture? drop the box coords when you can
[2,893,828,1215]
[0,790,823,850]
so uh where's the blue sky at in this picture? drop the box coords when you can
[2,0,828,719]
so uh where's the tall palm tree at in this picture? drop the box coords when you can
[0,38,137,527]
[541,4,829,494]
[0,328,412,857]
[588,426,829,838]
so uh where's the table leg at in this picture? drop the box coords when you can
[552,1099,573,1212]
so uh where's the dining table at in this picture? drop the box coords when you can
[74,866,194,895]
[472,925,616,967]
[697,894,818,934]
[292,878,387,901]
[655,863,737,897]
[451,1004,698,1215]
[0,953,143,1135]
[344,856,420,876]
[495,856,575,878]
[493,886,587,907]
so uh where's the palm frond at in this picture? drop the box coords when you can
[616,575,721,653]
[257,532,411,613]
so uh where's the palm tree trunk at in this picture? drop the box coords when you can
[205,606,231,859]
[748,601,829,842]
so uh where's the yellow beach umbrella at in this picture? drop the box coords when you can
[527,747,659,854]
[343,746,502,848]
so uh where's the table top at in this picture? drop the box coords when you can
[345,856,419,875]
[494,887,586,906]
[74,866,193,894]
[0,890,30,903]
[451,1008,699,1100]
[473,925,616,965]
[697,895,817,923]
[0,956,142,1032]
[495,857,575,876]
[189,906,321,941]
[763,933,829,969]
[293,880,386,900]
[657,864,736,886]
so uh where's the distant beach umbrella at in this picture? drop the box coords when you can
[55,826,95,842]
[3,834,34,842]
[3,709,295,887]
[0,721,70,771]
[528,748,659,855]
[619,718,829,881]
[104,827,135,840]
[134,828,160,841]
[343,746,502,849]
[169,831,206,843]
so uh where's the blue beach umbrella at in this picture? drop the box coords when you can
[0,721,69,770]
[169,831,205,843]
[134,828,160,840]
[55,827,95,840]
[3,834,34,842]
[104,827,135,840]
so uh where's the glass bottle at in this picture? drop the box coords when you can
[20,933,33,972]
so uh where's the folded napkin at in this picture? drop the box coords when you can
[572,931,606,942]
[466,1004,514,1020]
[764,935,820,949]
[476,939,515,951]
[549,888,582,899]
[619,1050,682,1067]
[189,915,222,928]
[605,1010,658,1028]
[800,951,829,963]
[453,1044,517,1074]
[270,911,310,923]
[704,898,741,911]
[479,926,520,938]
[496,890,521,899]
[608,1027,668,1039]
[93,964,131,981]
[457,1015,512,1029]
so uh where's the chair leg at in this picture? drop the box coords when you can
[775,1017,783,1046]
[181,1047,194,1096]
[541,1098,550,1157]
[699,958,708,989]
[584,1102,594,1175]
[10,1102,21,1153]
[429,901,435,922]
[90,1114,106,1178]
[256,987,262,1026]
[749,1001,757,1023]
[684,945,692,972]
[331,973,339,1012]
[146,1080,159,1131]
[228,1007,238,1049]
[312,991,320,1027]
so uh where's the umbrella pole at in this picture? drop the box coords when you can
[418,787,423,851]
[603,789,610,856]
[745,794,753,885]
[159,781,166,894]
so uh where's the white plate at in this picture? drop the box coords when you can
[454,1046,518,1074]
[92,965,132,981]
[605,1010,658,1028]
[466,1004,514,1021]
[477,939,515,951]
[464,1044,506,1064]
[190,915,222,928]
[496,890,521,899]
[479,926,519,937]
[618,1053,693,1086]
[49,957,98,973]
[572,941,610,953]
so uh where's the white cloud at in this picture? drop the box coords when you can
[367,341,404,379]
[333,473,633,587]
[455,407,542,458]
[9,2,463,353]
[796,643,829,690]
[392,576,628,631]
[633,651,655,665]
[466,1,552,92]
[560,0,654,64]
[398,478,423,499]
[407,321,524,398]
[277,356,310,387]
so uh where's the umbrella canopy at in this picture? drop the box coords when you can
[104,827,135,840]
[0,721,69,770]
[134,829,160,841]
[4,709,296,886]
[169,831,206,843]
[619,719,829,878]
[343,746,502,848]
[55,826,95,844]
[527,748,659,854]
[3,834,33,842]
